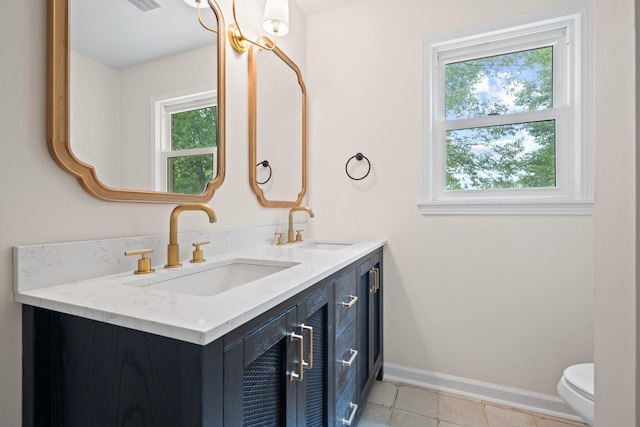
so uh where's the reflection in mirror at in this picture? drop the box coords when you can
[249,39,307,208]
[47,0,226,203]
[70,0,219,194]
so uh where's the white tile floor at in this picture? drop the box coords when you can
[360,381,588,427]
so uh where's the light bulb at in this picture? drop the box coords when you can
[262,0,289,36]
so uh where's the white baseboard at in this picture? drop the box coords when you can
[383,362,584,423]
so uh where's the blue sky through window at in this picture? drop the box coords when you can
[443,47,556,190]
[445,47,553,120]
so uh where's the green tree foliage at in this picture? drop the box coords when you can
[168,106,217,194]
[444,47,555,190]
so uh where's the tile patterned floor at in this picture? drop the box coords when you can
[360,381,588,427]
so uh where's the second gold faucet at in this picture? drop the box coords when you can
[166,203,217,268]
[288,206,314,244]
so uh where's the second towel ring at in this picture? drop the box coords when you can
[256,160,272,185]
[345,153,371,181]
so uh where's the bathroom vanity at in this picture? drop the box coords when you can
[16,236,384,427]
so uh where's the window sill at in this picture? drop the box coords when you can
[417,200,593,215]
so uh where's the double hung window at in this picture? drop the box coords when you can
[154,91,217,194]
[419,5,592,214]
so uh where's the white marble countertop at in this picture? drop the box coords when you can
[15,239,385,345]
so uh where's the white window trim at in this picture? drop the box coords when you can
[151,87,217,192]
[418,2,593,215]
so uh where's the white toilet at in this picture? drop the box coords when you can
[557,363,594,426]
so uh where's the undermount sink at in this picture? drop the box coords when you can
[129,258,299,297]
[299,242,353,250]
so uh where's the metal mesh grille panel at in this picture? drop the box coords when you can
[242,340,285,427]
[306,307,327,427]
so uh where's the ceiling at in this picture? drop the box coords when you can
[71,0,219,70]
[71,0,365,70]
[293,0,367,16]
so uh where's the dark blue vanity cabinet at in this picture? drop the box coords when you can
[22,248,383,427]
[334,267,359,426]
[223,286,330,426]
[334,251,384,426]
[22,306,225,427]
[357,252,384,410]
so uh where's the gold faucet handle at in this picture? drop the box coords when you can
[124,249,155,275]
[190,240,210,263]
[274,232,285,246]
[295,229,304,242]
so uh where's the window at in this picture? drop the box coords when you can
[154,90,217,194]
[419,4,592,214]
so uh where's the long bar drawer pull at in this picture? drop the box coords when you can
[340,349,358,366]
[289,332,304,382]
[300,324,313,370]
[341,402,358,425]
[369,268,376,293]
[373,267,380,292]
[341,295,358,307]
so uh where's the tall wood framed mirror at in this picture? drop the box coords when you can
[47,0,226,203]
[248,38,307,208]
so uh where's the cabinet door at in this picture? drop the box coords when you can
[370,251,383,380]
[297,287,330,426]
[356,250,384,406]
[224,308,299,427]
[224,286,331,427]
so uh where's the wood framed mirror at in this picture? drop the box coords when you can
[47,0,226,203]
[248,38,307,208]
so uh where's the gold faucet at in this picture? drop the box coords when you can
[288,206,314,243]
[165,203,217,268]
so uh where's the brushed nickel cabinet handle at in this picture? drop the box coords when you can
[341,295,358,308]
[373,267,380,292]
[340,349,358,367]
[300,324,313,370]
[369,268,376,293]
[341,402,358,425]
[289,332,304,382]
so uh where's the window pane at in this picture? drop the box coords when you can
[446,120,556,190]
[171,106,217,151]
[167,154,214,194]
[445,47,553,120]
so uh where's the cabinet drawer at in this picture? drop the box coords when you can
[335,377,357,427]
[334,321,357,394]
[334,268,357,338]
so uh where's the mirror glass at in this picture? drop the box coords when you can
[48,0,226,202]
[249,41,307,207]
